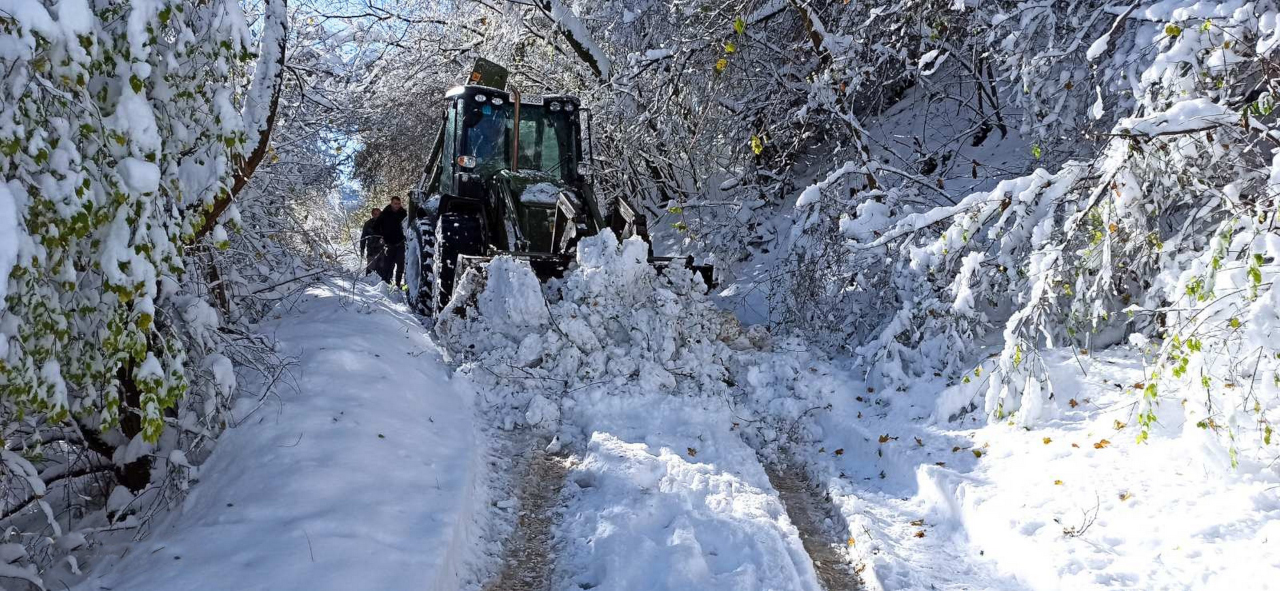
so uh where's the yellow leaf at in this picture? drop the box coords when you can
[1113,420,1126,430]
[715,58,728,73]
[1054,479,1063,485]
[750,135,764,155]
[1093,439,1111,449]
[725,41,737,53]
[1043,437,1052,444]
[1119,491,1133,501]
[847,537,856,546]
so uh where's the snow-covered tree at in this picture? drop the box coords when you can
[0,0,290,582]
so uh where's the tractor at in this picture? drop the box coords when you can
[405,59,712,315]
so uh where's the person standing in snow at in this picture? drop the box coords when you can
[359,207,383,276]
[377,196,408,287]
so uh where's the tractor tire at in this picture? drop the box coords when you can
[431,211,486,314]
[406,196,440,316]
[405,217,436,316]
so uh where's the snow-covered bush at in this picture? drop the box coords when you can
[787,2,1280,466]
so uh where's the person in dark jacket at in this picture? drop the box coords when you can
[359,208,382,275]
[377,196,408,287]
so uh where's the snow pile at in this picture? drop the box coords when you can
[519,182,562,205]
[437,233,837,441]
[436,233,744,428]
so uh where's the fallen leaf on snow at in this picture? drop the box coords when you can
[914,530,926,538]
[1069,399,1079,408]
[687,447,697,457]
[834,448,845,456]
[1054,479,1063,485]
[1043,437,1052,444]
[1093,439,1111,449]
[910,519,925,526]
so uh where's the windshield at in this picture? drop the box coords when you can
[513,105,575,181]
[459,99,576,181]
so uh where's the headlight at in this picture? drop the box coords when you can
[576,162,591,176]
[549,102,562,112]
[564,103,575,112]
[474,94,487,103]
[491,96,504,105]
[457,155,477,168]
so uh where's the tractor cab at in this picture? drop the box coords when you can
[411,80,611,257]
[405,59,699,316]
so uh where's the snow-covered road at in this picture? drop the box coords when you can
[78,281,485,591]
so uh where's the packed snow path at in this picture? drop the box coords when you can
[78,281,484,591]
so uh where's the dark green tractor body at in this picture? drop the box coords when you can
[406,60,709,315]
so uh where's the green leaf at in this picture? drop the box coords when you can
[1165,24,1182,38]
[734,16,746,35]
[1229,317,1241,329]
[724,41,737,54]
[1031,145,1042,159]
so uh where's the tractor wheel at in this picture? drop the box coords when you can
[405,216,436,316]
[431,211,486,314]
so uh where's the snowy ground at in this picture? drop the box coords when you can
[70,261,1280,591]
[76,280,485,591]
[554,392,823,591]
[802,348,1280,591]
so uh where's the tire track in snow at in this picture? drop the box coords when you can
[764,459,864,591]
[482,441,570,591]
